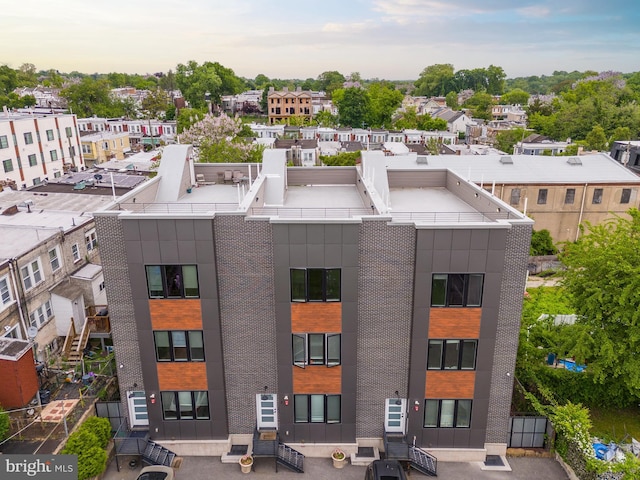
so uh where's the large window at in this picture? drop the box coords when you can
[431,274,483,307]
[537,189,547,205]
[2,159,13,173]
[85,229,98,251]
[154,331,204,362]
[21,259,43,291]
[424,399,472,428]
[510,188,521,205]
[50,150,58,162]
[29,300,53,329]
[49,247,61,272]
[145,265,199,299]
[294,394,341,423]
[292,333,340,368]
[291,268,340,302]
[427,340,477,370]
[46,129,55,141]
[592,188,603,205]
[0,135,8,149]
[621,188,632,204]
[565,188,575,205]
[24,132,34,144]
[0,276,12,309]
[28,154,37,167]
[161,391,209,420]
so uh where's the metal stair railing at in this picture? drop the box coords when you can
[276,443,304,473]
[408,444,437,476]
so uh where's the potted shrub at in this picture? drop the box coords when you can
[239,454,253,474]
[332,448,346,469]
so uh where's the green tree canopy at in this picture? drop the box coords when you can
[530,229,558,256]
[176,60,223,108]
[365,82,403,128]
[414,64,455,97]
[316,71,346,98]
[494,127,528,155]
[141,88,171,119]
[560,209,640,396]
[60,77,122,118]
[501,88,530,106]
[333,87,370,128]
[463,91,494,120]
[584,124,608,151]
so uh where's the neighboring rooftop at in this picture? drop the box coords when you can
[0,188,108,260]
[381,152,640,184]
[0,337,31,361]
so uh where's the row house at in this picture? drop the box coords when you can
[220,90,263,115]
[77,118,177,149]
[0,189,111,371]
[80,131,132,168]
[610,140,640,174]
[95,146,531,470]
[0,112,83,189]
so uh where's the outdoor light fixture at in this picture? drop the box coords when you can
[414,401,420,412]
[261,386,269,401]
[284,395,289,406]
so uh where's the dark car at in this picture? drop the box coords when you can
[365,460,408,480]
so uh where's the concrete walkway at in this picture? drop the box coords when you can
[104,455,569,480]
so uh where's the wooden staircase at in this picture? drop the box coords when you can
[63,317,90,365]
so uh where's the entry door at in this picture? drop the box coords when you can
[127,391,149,427]
[256,393,278,430]
[385,398,407,433]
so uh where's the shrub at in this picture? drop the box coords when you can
[61,416,112,480]
[0,405,9,441]
[81,416,111,448]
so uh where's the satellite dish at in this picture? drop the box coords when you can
[27,326,38,339]
[94,174,103,181]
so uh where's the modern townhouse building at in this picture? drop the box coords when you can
[267,87,313,125]
[0,112,83,188]
[95,145,532,470]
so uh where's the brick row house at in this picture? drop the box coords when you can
[0,112,83,189]
[95,145,532,468]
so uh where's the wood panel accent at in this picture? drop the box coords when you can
[157,363,208,391]
[291,303,341,333]
[292,366,341,393]
[425,371,475,398]
[428,308,481,338]
[149,299,202,330]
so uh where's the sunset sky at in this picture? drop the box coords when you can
[2,0,639,79]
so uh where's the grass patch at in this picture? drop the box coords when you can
[590,407,640,442]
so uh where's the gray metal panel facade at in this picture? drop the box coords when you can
[272,223,359,444]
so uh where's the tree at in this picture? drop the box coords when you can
[445,91,458,109]
[17,63,38,87]
[180,112,264,163]
[0,65,18,94]
[393,106,419,130]
[560,209,640,396]
[320,151,360,166]
[585,124,608,151]
[158,70,176,91]
[60,77,119,118]
[495,127,528,154]
[463,91,494,120]
[530,229,558,256]
[365,82,403,128]
[141,88,171,119]
[316,71,346,98]
[417,115,447,131]
[414,64,455,97]
[333,87,370,127]
[486,65,506,95]
[501,88,530,106]
[175,60,222,109]
[314,110,338,127]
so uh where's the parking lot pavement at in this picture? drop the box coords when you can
[103,455,569,480]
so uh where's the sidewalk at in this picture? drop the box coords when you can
[103,455,569,480]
